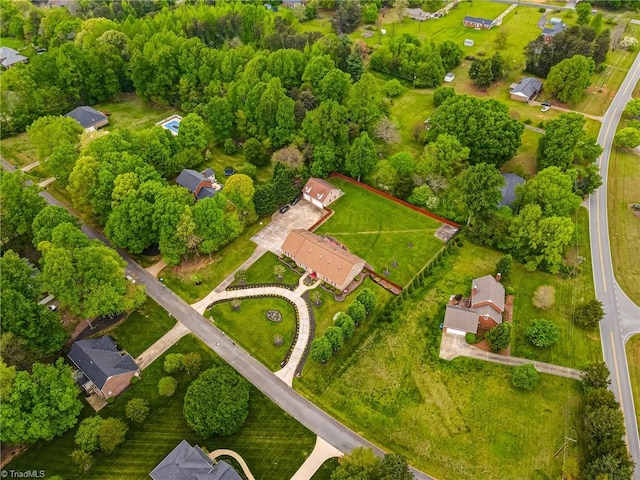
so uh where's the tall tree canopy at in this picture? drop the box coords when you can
[545,55,595,104]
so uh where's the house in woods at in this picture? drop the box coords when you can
[176,168,223,200]
[150,440,243,480]
[404,7,430,21]
[64,106,109,131]
[0,46,27,68]
[509,77,543,103]
[68,336,139,399]
[301,177,343,208]
[500,173,525,207]
[281,229,366,291]
[443,274,505,335]
[463,15,494,29]
[542,22,566,42]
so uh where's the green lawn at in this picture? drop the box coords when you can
[501,127,541,178]
[625,334,640,429]
[311,458,339,480]
[315,178,446,286]
[510,208,602,370]
[608,148,640,305]
[106,298,177,358]
[206,297,297,371]
[95,93,176,131]
[161,220,266,303]
[8,334,316,480]
[233,251,301,287]
[0,132,39,168]
[0,37,24,49]
[295,240,585,480]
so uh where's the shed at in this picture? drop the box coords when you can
[444,72,455,83]
[463,39,474,47]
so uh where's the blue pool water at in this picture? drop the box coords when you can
[164,119,180,134]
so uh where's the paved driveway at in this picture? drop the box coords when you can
[252,200,326,253]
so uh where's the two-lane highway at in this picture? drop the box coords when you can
[591,50,640,477]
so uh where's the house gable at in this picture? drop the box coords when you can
[150,440,242,480]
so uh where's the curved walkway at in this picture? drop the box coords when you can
[209,449,255,480]
[291,436,343,480]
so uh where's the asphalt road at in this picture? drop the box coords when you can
[590,51,640,476]
[489,0,575,11]
[37,191,436,480]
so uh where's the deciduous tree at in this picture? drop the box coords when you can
[457,163,505,226]
[347,301,366,325]
[27,115,83,161]
[614,127,640,148]
[325,326,345,351]
[345,132,377,181]
[485,322,512,352]
[125,398,150,424]
[526,319,559,347]
[511,364,540,390]
[516,166,581,217]
[546,55,595,104]
[574,299,605,328]
[311,336,332,363]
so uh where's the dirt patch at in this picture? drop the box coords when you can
[171,256,214,277]
[1,444,28,468]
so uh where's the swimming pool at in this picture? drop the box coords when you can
[163,119,180,135]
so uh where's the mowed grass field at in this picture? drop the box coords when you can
[295,241,584,480]
[8,334,316,480]
[315,178,446,286]
[608,147,640,305]
[207,297,297,371]
[234,251,301,286]
[626,334,640,429]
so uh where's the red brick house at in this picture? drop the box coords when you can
[463,15,494,29]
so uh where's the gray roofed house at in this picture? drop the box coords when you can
[500,173,525,206]
[176,168,222,200]
[463,15,494,29]
[150,440,242,480]
[64,106,109,130]
[509,77,543,103]
[443,305,480,334]
[542,22,566,42]
[471,275,505,312]
[0,47,27,68]
[68,336,139,398]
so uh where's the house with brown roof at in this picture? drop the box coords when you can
[302,178,343,208]
[281,229,365,291]
[443,274,505,336]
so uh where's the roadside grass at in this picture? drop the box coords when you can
[206,297,297,371]
[315,178,445,286]
[160,220,266,303]
[106,298,177,358]
[625,334,640,428]
[311,458,339,480]
[233,251,301,286]
[8,334,316,480]
[510,208,602,370]
[501,127,541,178]
[608,148,640,304]
[295,241,584,480]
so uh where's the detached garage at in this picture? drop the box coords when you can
[302,178,343,208]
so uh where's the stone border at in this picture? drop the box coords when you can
[226,282,297,292]
[297,292,316,377]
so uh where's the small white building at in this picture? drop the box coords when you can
[444,72,455,83]
[463,39,474,47]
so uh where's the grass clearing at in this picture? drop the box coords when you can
[233,251,301,286]
[106,298,177,358]
[8,334,316,480]
[295,240,585,480]
[608,148,640,304]
[0,132,39,168]
[0,37,25,49]
[315,178,445,286]
[501,127,541,178]
[207,297,297,371]
[96,93,176,131]
[161,220,266,303]
[625,334,640,429]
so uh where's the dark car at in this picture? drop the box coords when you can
[291,195,302,206]
[433,13,443,18]
[279,205,290,214]
[540,101,551,107]
[36,48,47,54]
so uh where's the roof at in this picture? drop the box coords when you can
[0,47,27,68]
[177,169,207,192]
[542,22,566,37]
[443,305,480,334]
[196,187,217,200]
[509,77,543,99]
[64,106,108,129]
[150,440,242,480]
[68,336,138,390]
[302,178,341,204]
[404,7,429,20]
[471,275,505,312]
[463,16,493,26]
[500,173,525,206]
[281,229,364,287]
[549,17,562,24]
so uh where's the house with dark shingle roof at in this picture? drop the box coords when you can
[542,22,566,42]
[176,168,222,200]
[500,173,525,207]
[463,15,494,29]
[68,336,139,399]
[64,106,109,130]
[443,274,505,335]
[0,46,27,68]
[509,77,543,103]
[150,440,242,480]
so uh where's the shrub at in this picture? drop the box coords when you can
[158,376,177,397]
[532,285,555,309]
[130,375,140,384]
[98,418,128,454]
[526,319,559,348]
[383,79,404,97]
[125,398,149,424]
[524,118,532,125]
[495,254,512,280]
[325,326,345,351]
[164,353,184,374]
[347,301,366,325]
[310,336,332,363]
[70,449,93,473]
[511,364,540,390]
[75,417,103,453]
[223,138,237,155]
[465,333,477,344]
[182,352,202,375]
[574,299,605,328]
[485,322,512,352]
[505,286,516,296]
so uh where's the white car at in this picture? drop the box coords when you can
[125,274,136,283]
[541,106,550,112]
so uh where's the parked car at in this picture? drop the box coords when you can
[48,304,57,311]
[125,274,136,283]
[279,205,290,214]
[291,195,302,206]
[433,13,443,18]
[36,48,47,54]
[540,101,551,107]
[541,106,550,112]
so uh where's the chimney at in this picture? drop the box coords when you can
[496,272,502,282]
[472,285,477,295]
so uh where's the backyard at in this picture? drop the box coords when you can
[626,334,640,428]
[295,239,585,480]
[207,297,297,371]
[315,178,447,286]
[7,334,317,480]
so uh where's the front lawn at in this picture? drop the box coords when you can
[107,298,177,358]
[625,334,640,428]
[233,251,301,287]
[295,240,585,480]
[315,178,446,286]
[8,335,316,480]
[207,297,297,371]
